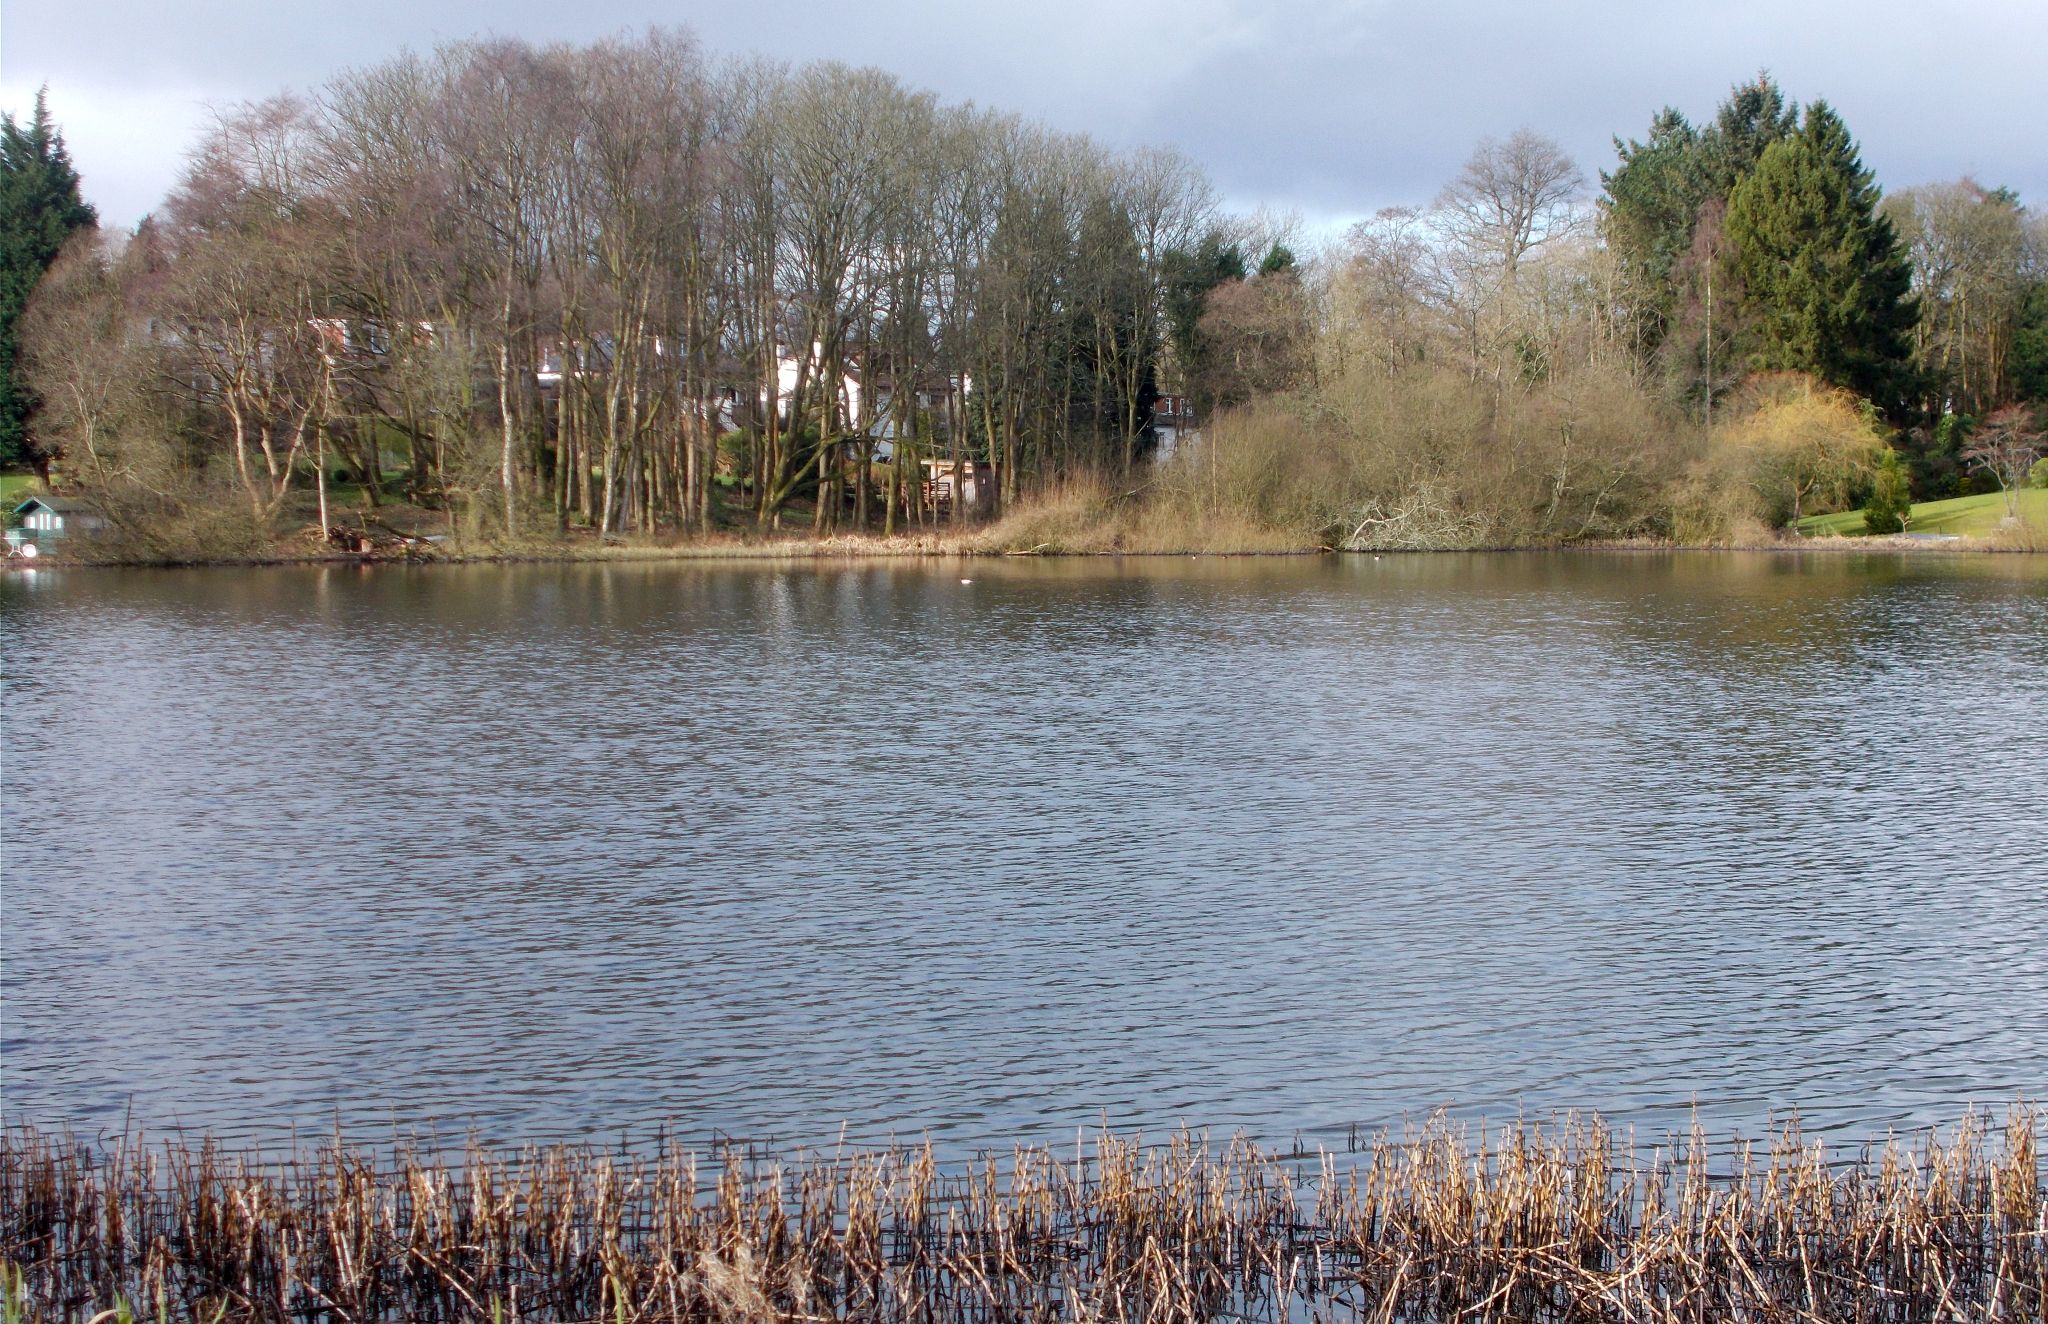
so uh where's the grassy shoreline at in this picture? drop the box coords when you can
[9,464,2044,568]
[1797,488,2048,539]
[7,498,2046,570]
[9,532,2043,570]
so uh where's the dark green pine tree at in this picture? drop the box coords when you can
[1160,230,1246,416]
[1,89,98,471]
[1601,107,1706,351]
[1724,101,1918,411]
[1696,74,1798,198]
[2011,277,2048,404]
[1601,75,1794,367]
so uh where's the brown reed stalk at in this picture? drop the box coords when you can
[1,1110,2041,1323]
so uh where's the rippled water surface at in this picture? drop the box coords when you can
[3,553,2045,1152]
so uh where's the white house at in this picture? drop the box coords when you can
[1151,394,1198,461]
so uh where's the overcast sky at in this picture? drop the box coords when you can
[4,0,2043,234]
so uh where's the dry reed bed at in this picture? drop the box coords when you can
[2,1112,2041,1322]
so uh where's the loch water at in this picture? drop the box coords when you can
[3,552,2045,1154]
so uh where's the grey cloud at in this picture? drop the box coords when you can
[4,0,2042,229]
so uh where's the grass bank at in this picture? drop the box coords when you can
[1798,488,2048,540]
[3,1111,2040,1322]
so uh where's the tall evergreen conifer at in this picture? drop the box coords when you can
[1601,108,1705,351]
[1,89,97,470]
[1724,101,1918,410]
[1697,76,1799,197]
[1602,75,1795,368]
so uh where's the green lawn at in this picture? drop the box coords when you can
[1799,488,2048,538]
[0,473,39,508]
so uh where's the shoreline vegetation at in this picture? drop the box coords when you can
[6,43,2046,574]
[9,531,2046,570]
[7,461,2045,567]
[3,1110,2041,1322]
[8,530,2045,570]
[5,490,2044,569]
[9,536,2048,571]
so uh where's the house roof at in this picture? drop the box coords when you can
[12,495,96,516]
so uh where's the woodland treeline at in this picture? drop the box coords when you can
[13,33,1225,551]
[1112,76,2048,551]
[6,37,2047,554]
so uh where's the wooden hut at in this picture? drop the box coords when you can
[5,496,105,557]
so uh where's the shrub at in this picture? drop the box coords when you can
[1863,448,1912,534]
[1707,374,1885,527]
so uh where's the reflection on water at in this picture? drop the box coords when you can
[3,553,2045,1152]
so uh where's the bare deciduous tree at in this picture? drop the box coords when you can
[21,28,1231,544]
[1435,130,1585,286]
[1885,180,2029,415]
[1962,405,2046,519]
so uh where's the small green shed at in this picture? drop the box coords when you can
[6,496,105,557]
